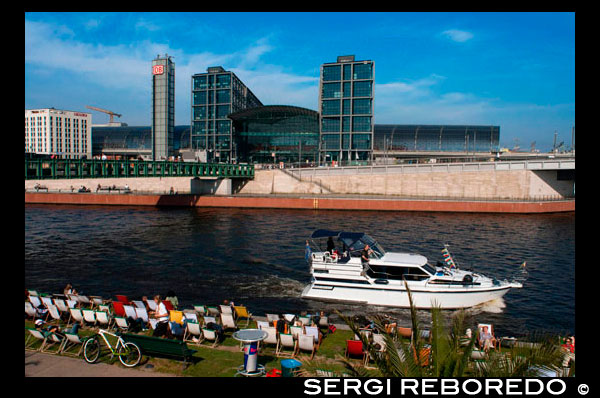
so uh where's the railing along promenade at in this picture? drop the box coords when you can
[25,158,254,180]
[287,157,575,178]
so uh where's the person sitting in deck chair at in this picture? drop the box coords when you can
[150,295,172,339]
[478,325,497,352]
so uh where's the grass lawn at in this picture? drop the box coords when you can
[25,318,363,377]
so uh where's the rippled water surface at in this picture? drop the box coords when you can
[25,204,575,337]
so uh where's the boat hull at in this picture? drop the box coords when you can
[301,282,514,309]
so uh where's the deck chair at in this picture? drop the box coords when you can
[183,321,203,345]
[146,299,157,311]
[115,294,131,304]
[305,326,322,348]
[46,305,62,324]
[298,334,317,359]
[397,326,413,342]
[95,311,112,330]
[193,305,207,316]
[82,309,96,326]
[162,300,174,311]
[220,313,237,331]
[42,332,64,353]
[318,315,329,328]
[276,333,297,358]
[41,296,54,308]
[477,323,497,351]
[25,302,38,320]
[76,295,92,308]
[28,290,39,296]
[219,304,233,315]
[207,306,220,316]
[233,306,253,327]
[298,315,311,326]
[149,318,158,330]
[290,325,304,340]
[257,320,270,330]
[114,316,129,331]
[53,298,69,314]
[69,308,84,325]
[132,300,146,309]
[345,340,367,365]
[183,311,199,324]
[25,328,47,351]
[201,327,219,347]
[283,313,296,323]
[111,301,126,317]
[203,316,216,326]
[66,299,77,309]
[98,304,111,314]
[169,310,185,325]
[261,326,279,353]
[266,313,279,323]
[367,334,387,365]
[29,295,42,308]
[90,296,104,308]
[60,332,86,357]
[135,307,149,325]
[124,305,138,320]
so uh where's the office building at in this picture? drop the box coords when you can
[25,108,92,159]
[319,55,375,165]
[191,66,262,163]
[152,54,175,160]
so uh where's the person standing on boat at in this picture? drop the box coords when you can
[327,237,335,254]
[361,244,373,276]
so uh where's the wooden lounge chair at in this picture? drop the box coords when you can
[276,333,297,358]
[60,332,86,357]
[233,306,253,327]
[345,340,367,365]
[220,313,237,331]
[201,328,219,348]
[183,321,203,345]
[260,326,279,353]
[298,334,317,359]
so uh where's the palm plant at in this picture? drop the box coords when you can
[334,282,565,377]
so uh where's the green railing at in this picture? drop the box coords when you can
[25,158,254,180]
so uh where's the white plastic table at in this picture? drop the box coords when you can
[232,329,269,377]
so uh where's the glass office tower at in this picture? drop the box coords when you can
[191,66,262,163]
[151,54,175,160]
[319,55,375,166]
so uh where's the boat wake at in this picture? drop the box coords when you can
[470,298,506,314]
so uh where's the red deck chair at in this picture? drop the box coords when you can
[162,300,174,311]
[115,295,131,305]
[112,301,126,317]
[345,340,367,365]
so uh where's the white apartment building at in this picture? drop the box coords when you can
[25,108,92,159]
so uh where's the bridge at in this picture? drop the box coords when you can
[25,158,254,180]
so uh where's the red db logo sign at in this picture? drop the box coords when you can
[153,65,164,75]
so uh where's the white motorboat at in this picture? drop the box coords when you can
[301,230,526,309]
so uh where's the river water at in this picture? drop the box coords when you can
[25,204,575,337]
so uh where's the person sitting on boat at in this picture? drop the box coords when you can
[361,244,374,276]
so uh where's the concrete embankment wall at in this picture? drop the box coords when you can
[24,168,573,200]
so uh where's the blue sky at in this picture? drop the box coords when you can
[25,12,575,151]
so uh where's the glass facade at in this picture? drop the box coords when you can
[229,105,319,165]
[191,66,262,163]
[374,125,500,152]
[92,125,191,157]
[319,56,374,165]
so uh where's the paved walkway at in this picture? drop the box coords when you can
[25,351,177,377]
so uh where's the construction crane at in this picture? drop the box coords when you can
[86,105,122,124]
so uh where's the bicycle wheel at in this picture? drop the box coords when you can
[118,342,142,367]
[83,336,101,364]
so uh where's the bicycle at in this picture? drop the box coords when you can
[83,328,142,367]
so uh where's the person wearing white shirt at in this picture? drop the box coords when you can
[151,295,171,338]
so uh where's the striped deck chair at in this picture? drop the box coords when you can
[60,332,87,357]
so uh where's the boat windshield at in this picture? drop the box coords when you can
[422,263,436,275]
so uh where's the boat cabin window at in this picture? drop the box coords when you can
[422,263,436,275]
[367,265,430,281]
